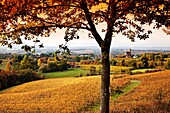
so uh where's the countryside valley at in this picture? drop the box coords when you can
[0,47,170,112]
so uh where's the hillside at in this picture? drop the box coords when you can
[110,70,170,112]
[0,76,101,113]
[0,71,170,112]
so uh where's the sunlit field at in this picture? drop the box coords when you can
[0,76,101,112]
[131,68,155,73]
[80,65,132,73]
[0,70,170,112]
[42,68,88,78]
[110,71,170,112]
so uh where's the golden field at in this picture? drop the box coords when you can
[0,71,170,112]
[110,70,170,112]
[0,76,101,113]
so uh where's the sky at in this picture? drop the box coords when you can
[37,23,170,48]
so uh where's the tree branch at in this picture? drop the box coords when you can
[34,15,91,31]
[80,1,103,47]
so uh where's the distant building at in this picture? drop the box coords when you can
[125,49,132,58]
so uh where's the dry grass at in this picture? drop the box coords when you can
[110,70,170,112]
[0,70,170,113]
[0,76,101,113]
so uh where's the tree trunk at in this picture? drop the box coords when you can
[100,45,110,113]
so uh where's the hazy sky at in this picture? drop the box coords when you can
[38,23,170,48]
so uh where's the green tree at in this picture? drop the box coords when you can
[110,59,117,66]
[140,54,149,68]
[120,60,125,66]
[89,66,96,75]
[98,66,102,75]
[148,60,154,68]
[47,62,58,72]
[165,59,170,69]
[0,1,169,112]
[20,55,30,69]
[0,60,2,64]
[75,56,81,62]
[129,60,137,69]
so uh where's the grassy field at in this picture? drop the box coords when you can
[80,65,132,73]
[131,68,155,73]
[42,68,88,78]
[91,80,141,111]
[110,66,132,73]
[111,80,141,100]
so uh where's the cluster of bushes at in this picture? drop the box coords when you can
[13,55,38,70]
[111,58,170,71]
[80,60,99,65]
[39,61,68,73]
[130,69,163,75]
[0,69,43,90]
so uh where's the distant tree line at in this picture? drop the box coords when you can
[110,53,170,69]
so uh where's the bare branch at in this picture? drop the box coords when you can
[80,1,103,47]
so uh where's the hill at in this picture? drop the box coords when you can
[0,76,101,113]
[0,71,170,112]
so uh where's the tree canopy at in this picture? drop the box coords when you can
[0,0,169,51]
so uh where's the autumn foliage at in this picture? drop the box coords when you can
[0,69,42,90]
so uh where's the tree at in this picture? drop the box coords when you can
[89,66,96,75]
[75,56,81,62]
[98,66,102,75]
[0,0,169,112]
[47,58,51,64]
[165,59,170,69]
[37,58,43,67]
[0,60,2,64]
[110,59,117,66]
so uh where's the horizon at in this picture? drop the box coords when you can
[35,23,170,48]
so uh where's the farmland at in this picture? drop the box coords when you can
[42,68,88,78]
[80,65,132,73]
[0,70,170,112]
[110,71,170,112]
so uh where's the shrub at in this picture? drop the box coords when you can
[0,60,2,64]
[0,69,43,90]
[47,62,58,72]
[89,66,96,75]
[38,64,49,73]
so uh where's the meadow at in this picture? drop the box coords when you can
[131,68,155,73]
[0,70,169,112]
[80,64,132,73]
[42,68,88,78]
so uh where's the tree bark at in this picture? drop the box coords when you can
[100,44,110,113]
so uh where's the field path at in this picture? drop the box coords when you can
[88,80,141,112]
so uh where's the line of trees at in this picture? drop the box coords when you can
[111,53,170,69]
